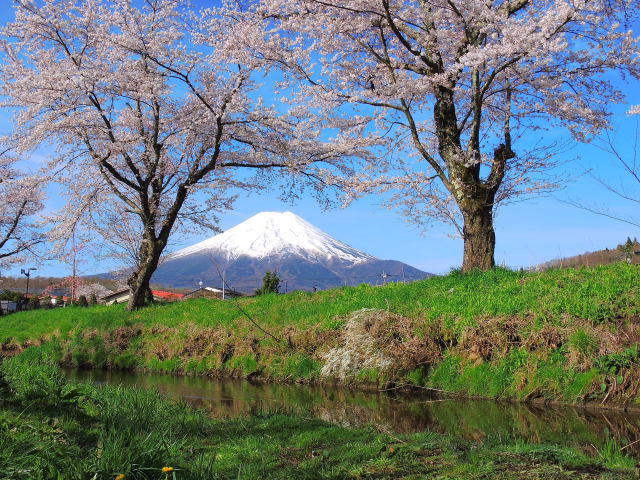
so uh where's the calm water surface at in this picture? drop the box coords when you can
[67,369,640,457]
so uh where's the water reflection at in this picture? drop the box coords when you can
[66,369,640,457]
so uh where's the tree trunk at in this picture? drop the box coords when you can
[127,238,164,310]
[125,184,188,310]
[461,205,496,272]
[127,272,152,310]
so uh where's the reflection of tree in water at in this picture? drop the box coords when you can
[68,369,640,455]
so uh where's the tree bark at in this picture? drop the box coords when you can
[461,204,496,272]
[126,236,165,310]
[430,85,499,272]
[127,270,153,310]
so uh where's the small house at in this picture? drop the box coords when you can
[182,286,244,300]
[101,289,131,305]
[101,289,185,305]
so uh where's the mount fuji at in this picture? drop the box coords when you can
[152,211,432,292]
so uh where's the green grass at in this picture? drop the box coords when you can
[2,263,640,405]
[2,264,638,342]
[0,352,636,479]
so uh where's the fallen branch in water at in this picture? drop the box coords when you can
[377,383,454,395]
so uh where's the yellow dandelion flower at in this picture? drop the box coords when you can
[115,475,125,480]
[161,467,174,473]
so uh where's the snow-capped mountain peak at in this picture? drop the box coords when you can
[169,211,375,263]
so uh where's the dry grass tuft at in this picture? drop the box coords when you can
[0,338,23,357]
[109,325,143,351]
[460,317,525,361]
[523,324,567,351]
[320,309,440,381]
[180,325,224,358]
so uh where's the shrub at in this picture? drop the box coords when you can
[77,295,89,307]
[28,296,40,310]
[114,352,140,370]
[281,353,320,379]
[569,329,599,358]
[89,294,98,306]
[0,289,22,302]
[40,295,52,308]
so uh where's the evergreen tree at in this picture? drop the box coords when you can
[619,238,636,253]
[77,295,89,307]
[255,271,281,295]
[89,294,98,306]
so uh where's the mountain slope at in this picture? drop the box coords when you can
[153,212,432,292]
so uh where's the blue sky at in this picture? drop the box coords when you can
[0,3,638,278]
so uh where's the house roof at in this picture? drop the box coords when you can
[37,293,70,301]
[101,289,185,301]
[185,286,244,297]
[101,288,129,300]
[152,289,185,300]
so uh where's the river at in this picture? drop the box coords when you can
[67,368,640,457]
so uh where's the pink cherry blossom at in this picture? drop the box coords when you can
[254,0,640,270]
[1,0,356,309]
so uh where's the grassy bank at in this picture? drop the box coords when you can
[0,351,637,479]
[1,263,640,406]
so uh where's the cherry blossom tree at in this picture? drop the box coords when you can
[1,0,358,309]
[256,0,640,271]
[0,151,44,267]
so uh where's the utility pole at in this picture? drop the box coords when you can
[20,267,37,305]
[69,230,81,303]
[222,270,225,300]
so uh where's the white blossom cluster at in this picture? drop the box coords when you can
[0,152,44,267]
